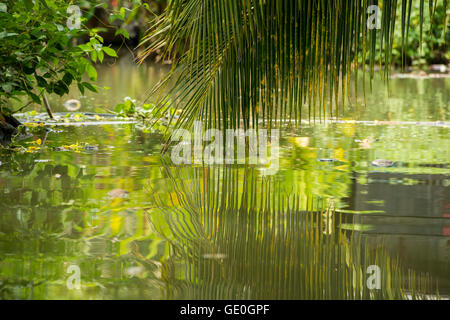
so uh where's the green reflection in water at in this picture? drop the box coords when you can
[0,61,448,299]
[0,134,441,299]
[144,164,437,299]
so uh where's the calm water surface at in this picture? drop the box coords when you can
[0,57,448,299]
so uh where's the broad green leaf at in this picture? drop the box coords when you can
[98,50,104,63]
[115,28,130,39]
[102,46,118,57]
[90,50,97,63]
[82,82,97,93]
[85,64,97,81]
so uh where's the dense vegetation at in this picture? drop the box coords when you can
[0,1,447,123]
[387,0,448,66]
[1,1,101,114]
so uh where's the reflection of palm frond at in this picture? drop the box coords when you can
[140,0,444,132]
[144,165,437,299]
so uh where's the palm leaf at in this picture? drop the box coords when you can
[139,0,443,135]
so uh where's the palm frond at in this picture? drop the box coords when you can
[140,0,443,134]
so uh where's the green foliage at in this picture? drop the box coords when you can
[142,0,446,135]
[0,0,118,114]
[392,1,449,66]
[114,96,178,134]
[361,1,449,67]
[82,0,164,41]
[115,96,137,115]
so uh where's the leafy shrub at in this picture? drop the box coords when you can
[0,0,118,115]
[392,1,449,66]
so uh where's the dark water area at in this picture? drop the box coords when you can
[0,58,448,299]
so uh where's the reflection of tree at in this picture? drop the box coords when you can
[0,158,93,299]
[0,124,170,299]
[0,146,172,299]
[0,162,84,233]
[144,164,437,299]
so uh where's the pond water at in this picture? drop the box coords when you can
[0,56,449,299]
